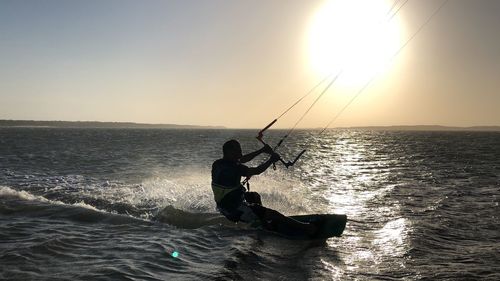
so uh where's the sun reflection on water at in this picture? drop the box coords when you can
[310,131,412,279]
[374,218,410,257]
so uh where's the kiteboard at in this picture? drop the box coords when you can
[156,205,347,240]
[251,213,347,240]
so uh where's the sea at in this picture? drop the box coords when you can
[1,127,499,280]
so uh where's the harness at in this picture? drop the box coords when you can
[210,182,243,204]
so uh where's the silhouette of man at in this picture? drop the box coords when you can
[211,139,316,235]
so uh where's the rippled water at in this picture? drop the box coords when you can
[1,128,499,280]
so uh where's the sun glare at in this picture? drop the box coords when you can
[307,0,403,89]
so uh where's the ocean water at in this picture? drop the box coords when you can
[0,127,499,280]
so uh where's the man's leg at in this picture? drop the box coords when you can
[250,205,317,236]
[244,192,262,205]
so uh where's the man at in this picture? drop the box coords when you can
[211,139,316,235]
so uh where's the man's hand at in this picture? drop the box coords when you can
[262,144,274,154]
[247,152,282,176]
[270,152,281,163]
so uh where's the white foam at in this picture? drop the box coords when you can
[0,185,104,213]
[0,185,55,203]
[72,200,100,211]
[139,166,313,215]
[139,171,217,213]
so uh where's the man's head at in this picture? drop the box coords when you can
[223,139,242,160]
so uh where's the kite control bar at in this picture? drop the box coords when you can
[256,119,306,169]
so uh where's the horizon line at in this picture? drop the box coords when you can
[1,119,500,131]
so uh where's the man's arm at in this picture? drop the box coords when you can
[240,144,273,163]
[245,153,280,177]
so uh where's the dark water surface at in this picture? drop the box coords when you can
[1,128,499,280]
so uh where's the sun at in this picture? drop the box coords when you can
[307,0,403,90]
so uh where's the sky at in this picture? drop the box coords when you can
[1,0,499,128]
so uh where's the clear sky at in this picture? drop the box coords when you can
[1,0,499,128]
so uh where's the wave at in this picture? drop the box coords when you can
[154,205,234,229]
[1,165,315,232]
[0,186,235,230]
[1,163,318,232]
[0,186,150,226]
